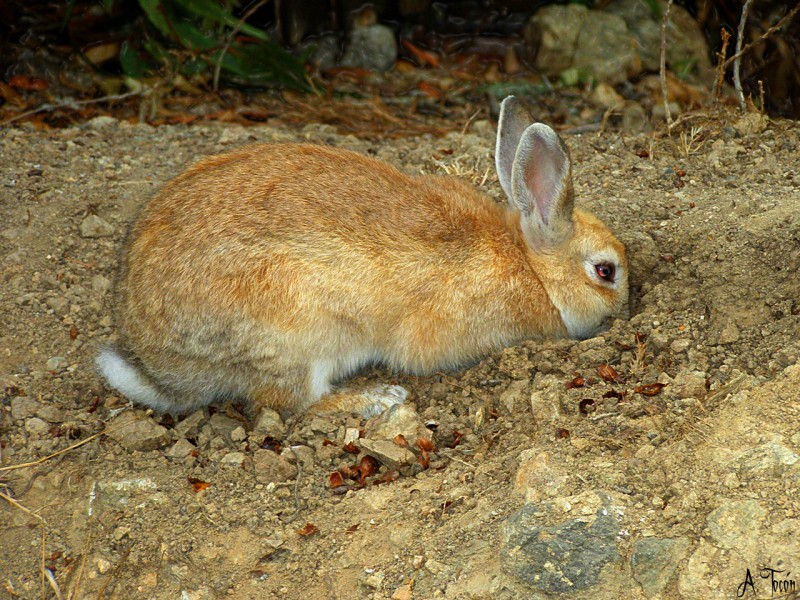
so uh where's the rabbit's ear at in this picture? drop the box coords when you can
[495,96,531,199]
[510,123,574,249]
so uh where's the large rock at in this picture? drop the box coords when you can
[606,0,714,83]
[525,1,712,85]
[631,537,690,597]
[501,490,623,592]
[525,5,640,84]
[107,410,171,452]
[341,24,397,72]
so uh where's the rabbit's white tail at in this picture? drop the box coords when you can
[96,347,172,412]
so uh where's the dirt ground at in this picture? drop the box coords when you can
[1,109,799,600]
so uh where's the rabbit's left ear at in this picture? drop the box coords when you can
[510,123,575,250]
[495,96,531,199]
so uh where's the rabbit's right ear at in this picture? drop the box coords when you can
[495,96,531,199]
[510,123,575,250]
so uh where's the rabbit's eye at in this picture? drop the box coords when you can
[594,263,616,282]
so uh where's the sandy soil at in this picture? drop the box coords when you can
[1,110,799,600]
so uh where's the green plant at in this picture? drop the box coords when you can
[120,0,312,91]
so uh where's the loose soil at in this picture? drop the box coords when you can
[1,111,799,599]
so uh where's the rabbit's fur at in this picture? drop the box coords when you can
[97,97,628,416]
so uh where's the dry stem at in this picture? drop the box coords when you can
[733,0,754,112]
[659,0,675,126]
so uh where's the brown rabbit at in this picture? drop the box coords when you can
[97,96,628,417]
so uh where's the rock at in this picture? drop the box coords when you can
[36,404,65,423]
[89,477,161,516]
[230,426,247,442]
[359,438,416,469]
[208,413,242,437]
[514,450,568,502]
[365,403,429,443]
[174,410,207,439]
[107,410,171,452]
[734,441,799,478]
[46,297,70,316]
[706,499,766,553]
[221,451,246,467]
[429,382,448,401]
[717,320,741,345]
[341,24,397,71]
[309,33,341,71]
[166,438,196,459]
[25,417,51,436]
[670,370,707,399]
[734,112,768,136]
[525,5,640,85]
[85,115,118,130]
[591,82,625,109]
[46,356,68,371]
[501,491,623,591]
[91,274,112,295]
[671,338,691,353]
[253,449,297,483]
[631,537,690,597]
[622,101,650,133]
[606,0,713,83]
[11,396,42,420]
[254,408,286,438]
[499,379,530,414]
[79,215,115,238]
[391,583,412,600]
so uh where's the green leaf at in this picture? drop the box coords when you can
[171,0,270,42]
[138,0,172,37]
[119,41,153,78]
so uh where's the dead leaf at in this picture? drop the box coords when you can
[296,523,319,536]
[597,364,624,383]
[342,442,359,454]
[565,375,585,389]
[393,434,409,448]
[634,383,667,396]
[556,428,570,439]
[400,39,440,67]
[373,470,400,485]
[578,398,596,415]
[188,477,210,493]
[329,471,344,487]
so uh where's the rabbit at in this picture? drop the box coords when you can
[96,96,628,418]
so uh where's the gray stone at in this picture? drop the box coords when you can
[253,408,286,438]
[25,417,51,436]
[174,410,207,439]
[79,215,115,238]
[525,5,640,85]
[11,396,42,420]
[365,403,429,443]
[253,449,297,483]
[606,0,713,83]
[46,356,68,371]
[428,382,448,401]
[631,537,690,598]
[734,441,799,478]
[107,410,171,452]
[341,24,397,72]
[671,338,691,353]
[46,297,70,316]
[670,370,707,399]
[208,413,242,437]
[359,438,417,469]
[500,379,530,414]
[166,438,196,459]
[221,451,246,467]
[85,115,118,130]
[501,491,622,591]
[35,404,66,423]
[230,426,247,442]
[91,274,112,295]
[622,101,650,133]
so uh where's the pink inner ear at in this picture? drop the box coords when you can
[523,142,566,226]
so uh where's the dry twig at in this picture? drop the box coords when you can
[659,0,675,126]
[733,0,754,112]
[213,0,272,92]
[0,92,141,126]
